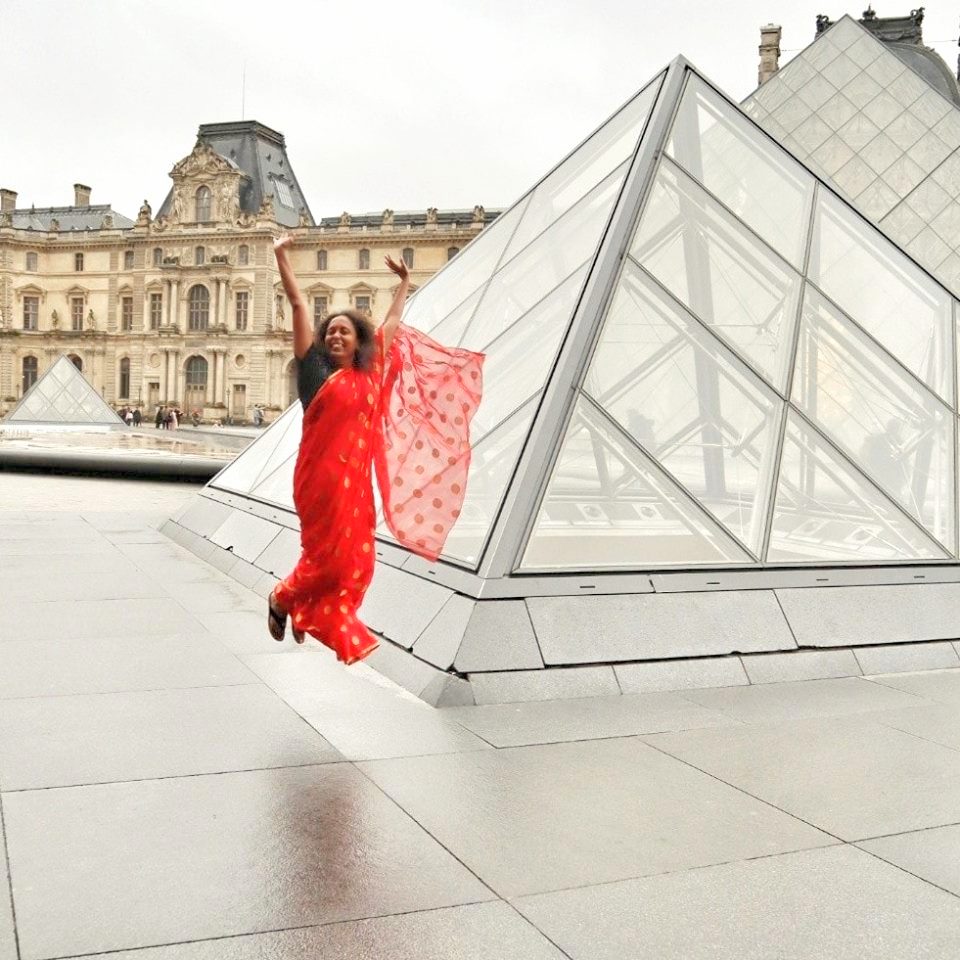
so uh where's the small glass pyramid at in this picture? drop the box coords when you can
[4,356,125,426]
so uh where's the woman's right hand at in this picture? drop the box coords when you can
[273,234,293,254]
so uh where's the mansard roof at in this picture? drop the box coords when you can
[9,204,135,232]
[157,120,315,229]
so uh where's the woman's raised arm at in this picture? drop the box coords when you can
[274,235,313,359]
[381,255,412,353]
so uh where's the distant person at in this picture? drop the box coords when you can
[191,410,200,428]
[169,408,179,430]
[266,234,483,662]
[132,407,142,427]
[155,405,164,429]
[124,408,134,427]
[252,405,264,428]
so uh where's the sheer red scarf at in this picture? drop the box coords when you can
[374,324,484,561]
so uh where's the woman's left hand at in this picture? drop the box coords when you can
[385,255,410,281]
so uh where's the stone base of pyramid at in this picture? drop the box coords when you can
[162,491,960,706]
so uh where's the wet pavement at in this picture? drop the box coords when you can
[2,474,960,958]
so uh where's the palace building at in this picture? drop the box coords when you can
[0,120,498,422]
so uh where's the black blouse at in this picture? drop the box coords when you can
[296,345,333,411]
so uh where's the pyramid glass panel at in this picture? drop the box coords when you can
[791,286,955,551]
[584,262,782,555]
[745,14,960,299]
[212,402,300,499]
[5,356,123,426]
[460,161,628,351]
[769,410,947,563]
[666,76,815,268]
[500,77,661,264]
[521,398,751,570]
[631,160,802,391]
[809,190,953,401]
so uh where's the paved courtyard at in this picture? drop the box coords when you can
[1,473,960,958]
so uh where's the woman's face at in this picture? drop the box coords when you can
[325,315,358,367]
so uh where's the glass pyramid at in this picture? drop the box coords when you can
[744,14,960,299]
[209,60,960,575]
[4,356,124,426]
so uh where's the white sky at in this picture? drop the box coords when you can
[3,1,959,218]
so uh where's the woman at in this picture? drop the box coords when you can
[268,235,483,664]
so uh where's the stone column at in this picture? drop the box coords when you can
[217,350,227,405]
[218,280,228,327]
[170,280,180,329]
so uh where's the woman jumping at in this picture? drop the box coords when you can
[267,236,483,664]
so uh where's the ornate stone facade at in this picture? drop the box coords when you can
[0,127,497,423]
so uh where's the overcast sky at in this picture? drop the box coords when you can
[4,1,959,218]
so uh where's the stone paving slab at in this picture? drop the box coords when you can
[513,845,960,960]
[95,901,566,960]
[244,652,491,761]
[867,700,960,753]
[679,676,925,723]
[442,690,741,747]
[864,667,960,703]
[0,685,343,790]
[0,813,15,960]
[0,634,256,699]
[0,597,202,643]
[646,715,960,840]
[359,737,833,898]
[859,824,960,898]
[3,765,493,960]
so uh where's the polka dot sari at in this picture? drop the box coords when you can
[275,325,483,665]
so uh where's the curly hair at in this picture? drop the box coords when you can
[313,309,377,372]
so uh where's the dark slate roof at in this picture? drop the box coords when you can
[10,204,135,231]
[887,42,960,107]
[157,120,315,228]
[316,209,503,230]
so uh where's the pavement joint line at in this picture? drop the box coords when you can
[32,898,508,960]
[867,716,960,756]
[504,837,851,903]
[350,760,505,903]
[0,760,352,796]
[853,840,960,902]
[851,819,960,844]
[502,898,576,960]
[0,777,23,960]
[860,674,958,697]
[638,735,847,845]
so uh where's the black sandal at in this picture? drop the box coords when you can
[267,592,287,642]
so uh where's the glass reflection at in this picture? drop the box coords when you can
[791,286,955,551]
[769,411,947,562]
[213,403,302,496]
[810,190,953,401]
[631,160,802,392]
[521,397,750,570]
[585,263,782,555]
[667,76,814,268]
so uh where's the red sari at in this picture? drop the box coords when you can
[274,324,483,664]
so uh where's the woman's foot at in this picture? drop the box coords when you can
[267,591,288,642]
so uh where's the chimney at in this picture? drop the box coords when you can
[0,189,16,213]
[758,23,782,86]
[73,183,91,207]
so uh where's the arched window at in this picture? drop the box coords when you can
[74,252,84,272]
[195,246,205,266]
[22,356,38,394]
[187,285,210,330]
[402,247,414,269]
[184,355,208,410]
[447,246,460,261]
[317,249,328,271]
[195,186,212,221]
[238,244,249,266]
[68,354,82,372]
[118,357,131,398]
[358,248,370,270]
[25,251,38,271]
[153,247,163,267]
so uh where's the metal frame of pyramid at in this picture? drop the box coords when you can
[165,57,960,705]
[3,355,125,427]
